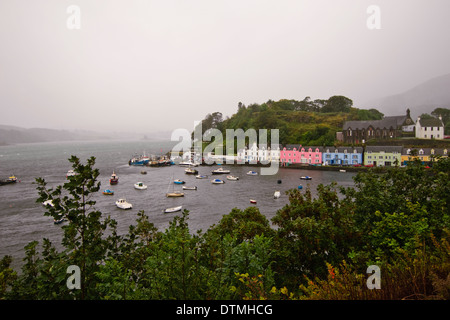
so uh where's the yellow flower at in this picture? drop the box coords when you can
[281,287,288,295]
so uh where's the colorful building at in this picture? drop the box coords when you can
[401,147,449,165]
[280,145,322,166]
[322,147,364,166]
[364,146,402,167]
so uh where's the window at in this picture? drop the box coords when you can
[419,149,424,155]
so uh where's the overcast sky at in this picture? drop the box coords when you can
[1,0,449,134]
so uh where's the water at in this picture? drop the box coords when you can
[0,140,357,267]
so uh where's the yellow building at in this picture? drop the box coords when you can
[401,147,448,165]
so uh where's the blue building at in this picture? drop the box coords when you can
[322,147,364,166]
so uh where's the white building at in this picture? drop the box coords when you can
[415,116,445,140]
[237,143,280,164]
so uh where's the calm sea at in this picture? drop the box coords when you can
[0,140,356,267]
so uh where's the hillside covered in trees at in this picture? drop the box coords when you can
[196,96,384,147]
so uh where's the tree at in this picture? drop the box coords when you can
[321,96,353,113]
[35,156,115,299]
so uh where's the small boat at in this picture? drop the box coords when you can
[0,175,18,185]
[182,186,197,190]
[179,161,198,167]
[185,167,198,175]
[196,175,208,179]
[66,170,75,178]
[247,171,258,176]
[43,200,54,207]
[166,191,185,197]
[226,175,239,181]
[174,179,185,184]
[273,191,281,199]
[339,169,346,173]
[250,199,257,204]
[164,206,183,213]
[134,182,148,190]
[54,215,67,225]
[129,153,150,166]
[116,199,132,210]
[277,180,282,184]
[102,189,114,195]
[298,185,303,189]
[110,171,119,185]
[212,167,230,174]
[300,176,312,180]
[211,179,225,184]
[141,170,147,175]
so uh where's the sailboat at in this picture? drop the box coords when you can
[166,175,184,197]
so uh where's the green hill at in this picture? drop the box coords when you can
[196,96,384,147]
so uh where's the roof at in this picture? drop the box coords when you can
[343,115,413,130]
[282,145,323,151]
[365,146,403,153]
[402,147,449,156]
[323,146,364,153]
[418,117,444,127]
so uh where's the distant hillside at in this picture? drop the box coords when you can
[0,125,109,145]
[367,73,450,118]
[196,96,384,147]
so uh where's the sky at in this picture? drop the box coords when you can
[0,0,449,134]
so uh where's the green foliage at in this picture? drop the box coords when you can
[2,155,449,300]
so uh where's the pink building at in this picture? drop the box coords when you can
[280,145,323,166]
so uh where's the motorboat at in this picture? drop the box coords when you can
[134,182,148,190]
[0,175,18,185]
[164,206,183,213]
[116,199,132,210]
[54,215,67,225]
[300,176,312,180]
[182,186,197,190]
[211,179,225,184]
[196,175,208,179]
[66,170,75,178]
[43,200,54,207]
[273,191,281,199]
[102,189,114,195]
[185,167,198,175]
[226,175,239,181]
[247,171,258,176]
[250,199,257,204]
[110,171,119,185]
[174,179,185,184]
[212,167,230,174]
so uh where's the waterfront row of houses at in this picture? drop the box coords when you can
[232,143,449,167]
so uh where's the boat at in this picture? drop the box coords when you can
[43,200,54,207]
[166,176,184,197]
[182,186,197,190]
[250,199,257,204]
[66,170,75,178]
[134,182,148,190]
[196,175,208,179]
[185,167,198,175]
[54,215,67,225]
[110,171,119,185]
[247,171,258,176]
[102,189,114,195]
[300,176,312,180]
[0,175,18,185]
[141,170,147,175]
[116,199,132,210]
[339,169,346,173]
[226,175,239,181]
[164,206,183,213]
[298,185,303,189]
[211,179,225,184]
[212,167,230,174]
[273,191,281,199]
[129,153,150,166]
[179,161,198,167]
[174,179,185,184]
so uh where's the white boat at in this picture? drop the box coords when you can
[66,170,75,178]
[226,175,239,181]
[185,167,198,174]
[166,175,185,197]
[116,199,132,210]
[211,179,225,184]
[182,186,197,190]
[212,167,230,174]
[164,205,182,213]
[196,175,208,179]
[250,199,257,204]
[179,161,198,167]
[43,200,54,207]
[134,182,147,190]
[247,171,258,176]
[273,191,281,199]
[339,169,346,173]
[300,176,312,180]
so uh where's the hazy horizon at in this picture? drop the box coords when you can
[1,0,450,134]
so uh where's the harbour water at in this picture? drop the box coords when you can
[0,140,357,267]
